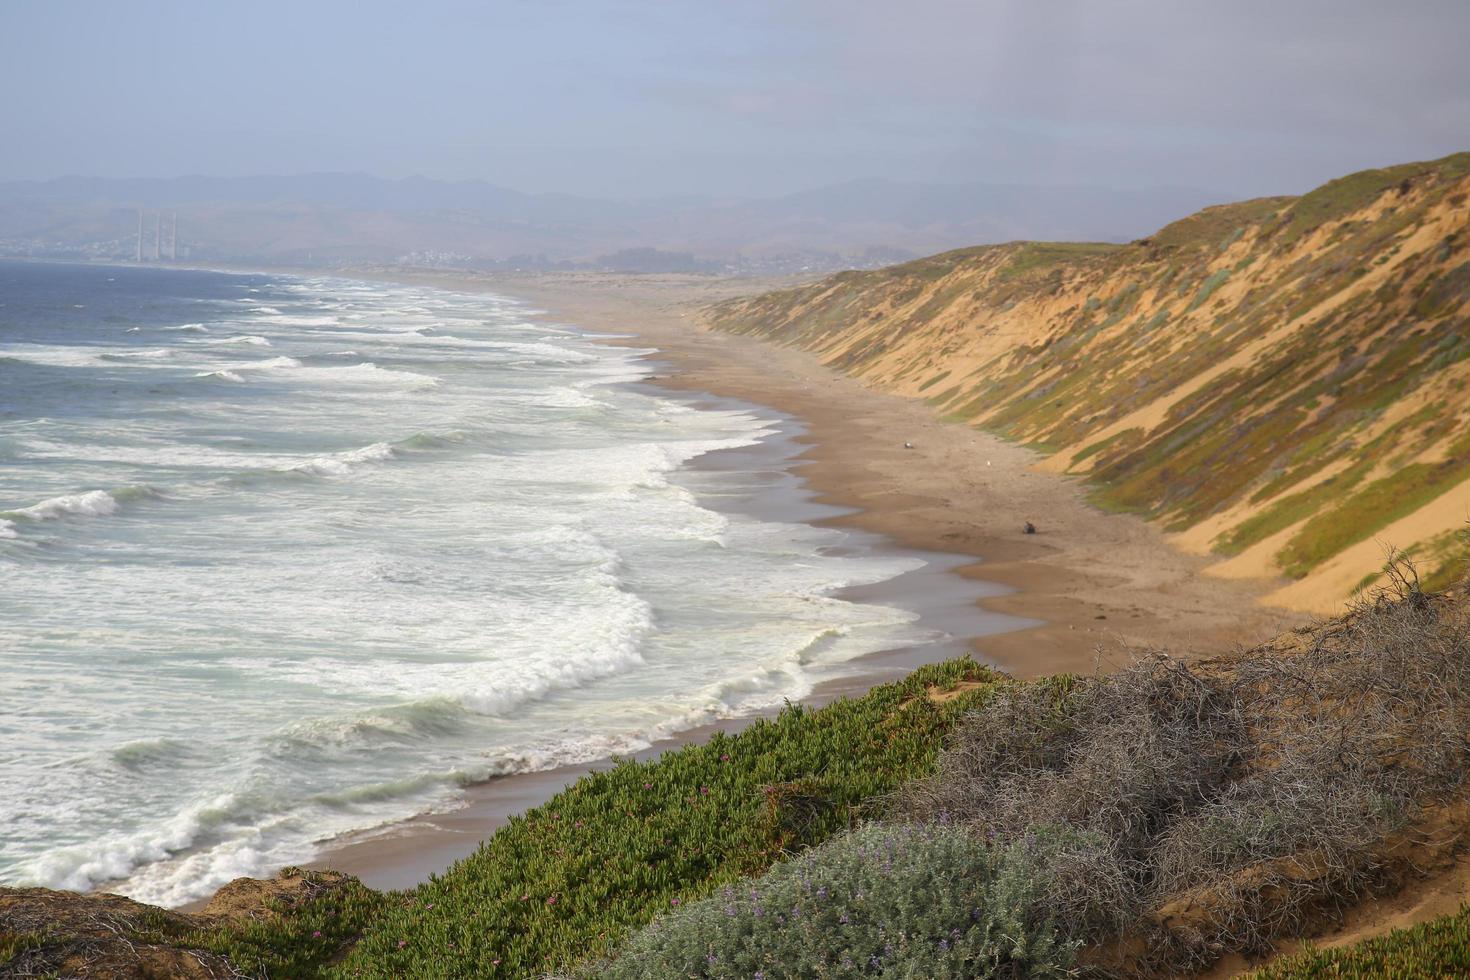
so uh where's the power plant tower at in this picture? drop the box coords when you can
[136,210,144,262]
[169,213,178,261]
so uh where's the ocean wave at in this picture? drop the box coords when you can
[15,793,239,895]
[286,441,397,477]
[454,593,654,717]
[204,334,272,347]
[164,323,210,333]
[395,431,466,451]
[3,489,120,521]
[0,345,105,368]
[111,738,197,771]
[270,698,472,753]
[101,348,174,361]
[214,356,438,389]
[263,315,340,327]
[0,485,157,529]
[195,369,245,382]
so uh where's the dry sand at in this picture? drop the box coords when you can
[298,269,1309,893]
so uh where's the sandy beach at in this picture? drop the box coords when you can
[396,271,1307,668]
[292,268,1308,892]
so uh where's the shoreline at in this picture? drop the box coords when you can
[288,268,1307,896]
[303,388,1034,891]
[389,271,1308,669]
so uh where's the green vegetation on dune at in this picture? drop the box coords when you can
[338,659,1018,978]
[1277,457,1470,578]
[1250,905,1470,979]
[996,241,1120,280]
[589,823,1079,979]
[1272,152,1470,247]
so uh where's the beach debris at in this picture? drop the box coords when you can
[903,441,914,449]
[1024,521,1037,535]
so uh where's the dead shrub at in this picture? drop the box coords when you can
[894,560,1470,972]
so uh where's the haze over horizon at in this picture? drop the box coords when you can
[4,0,1468,201]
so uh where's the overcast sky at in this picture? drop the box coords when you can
[2,0,1466,199]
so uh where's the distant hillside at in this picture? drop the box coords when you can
[709,153,1470,612]
[0,173,1225,272]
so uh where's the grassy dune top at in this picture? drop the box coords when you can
[709,152,1470,611]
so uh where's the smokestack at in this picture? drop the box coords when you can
[154,213,162,261]
[136,210,144,262]
[169,212,178,261]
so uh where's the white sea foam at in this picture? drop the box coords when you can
[287,441,397,477]
[205,334,271,347]
[102,348,173,361]
[0,345,105,367]
[4,489,120,521]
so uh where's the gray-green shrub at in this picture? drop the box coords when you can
[588,822,1079,979]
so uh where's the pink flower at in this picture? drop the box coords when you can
[547,895,558,905]
[721,754,730,762]
[493,959,501,966]
[700,786,710,795]
[312,930,322,938]
[671,897,681,905]
[397,939,407,948]
[644,782,652,789]
[425,902,434,909]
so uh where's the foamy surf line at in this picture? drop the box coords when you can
[296,385,1018,895]
[0,267,1023,912]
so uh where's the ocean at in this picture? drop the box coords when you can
[0,261,965,907]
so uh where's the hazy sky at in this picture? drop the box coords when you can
[3,0,1467,198]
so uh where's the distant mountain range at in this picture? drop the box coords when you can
[0,172,1231,273]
